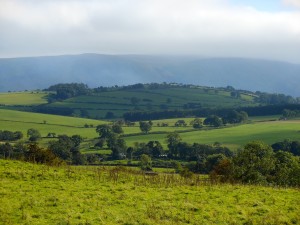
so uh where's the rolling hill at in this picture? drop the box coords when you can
[1,54,300,96]
[45,86,257,118]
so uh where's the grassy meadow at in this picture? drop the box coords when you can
[1,159,299,225]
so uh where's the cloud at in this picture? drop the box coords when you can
[0,0,300,63]
[283,0,300,8]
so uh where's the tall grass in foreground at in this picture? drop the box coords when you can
[1,159,300,225]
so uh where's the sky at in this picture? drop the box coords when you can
[0,0,300,63]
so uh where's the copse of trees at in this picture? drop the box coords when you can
[46,83,90,100]
[123,104,300,121]
[25,143,63,166]
[95,124,126,159]
[190,118,203,129]
[0,142,62,165]
[281,109,300,119]
[203,115,223,127]
[175,120,187,127]
[129,141,164,159]
[0,130,23,141]
[48,134,85,165]
[271,139,300,156]
[255,92,296,105]
[223,110,248,124]
[212,141,300,186]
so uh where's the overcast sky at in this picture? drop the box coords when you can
[0,0,300,63]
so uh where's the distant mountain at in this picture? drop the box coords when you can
[0,54,300,96]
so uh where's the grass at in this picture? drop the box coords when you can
[124,120,300,149]
[0,109,104,139]
[0,108,300,151]
[0,159,299,224]
[47,87,257,118]
[0,92,48,105]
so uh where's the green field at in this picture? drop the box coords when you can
[124,120,300,149]
[0,92,48,105]
[47,87,257,118]
[0,109,103,140]
[0,108,299,151]
[1,160,299,225]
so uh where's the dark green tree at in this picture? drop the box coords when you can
[203,115,223,127]
[190,118,203,129]
[71,135,83,147]
[96,124,113,139]
[27,128,41,142]
[166,132,182,158]
[139,121,152,134]
[232,141,275,184]
[146,141,163,158]
[0,143,13,159]
[112,124,124,134]
[175,120,187,127]
[272,151,300,186]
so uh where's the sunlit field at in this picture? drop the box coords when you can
[1,160,299,225]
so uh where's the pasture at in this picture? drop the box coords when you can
[0,109,103,139]
[47,87,257,118]
[124,119,300,149]
[0,92,48,105]
[0,108,299,151]
[0,159,299,225]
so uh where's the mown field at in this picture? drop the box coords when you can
[1,160,299,225]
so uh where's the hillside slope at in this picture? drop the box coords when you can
[1,159,300,224]
[1,54,300,96]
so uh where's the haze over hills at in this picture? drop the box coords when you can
[0,54,300,96]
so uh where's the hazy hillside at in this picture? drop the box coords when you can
[0,54,300,96]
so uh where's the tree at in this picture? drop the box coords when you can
[27,128,41,142]
[13,131,23,140]
[126,147,134,160]
[48,135,74,161]
[139,121,152,134]
[232,141,275,184]
[112,124,123,134]
[190,118,203,129]
[71,135,83,147]
[223,110,248,124]
[0,143,13,159]
[203,115,223,127]
[272,151,300,186]
[110,137,127,160]
[96,124,113,139]
[0,130,23,141]
[139,154,152,171]
[146,141,163,158]
[25,143,61,165]
[175,120,187,127]
[166,132,182,158]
